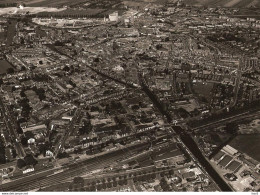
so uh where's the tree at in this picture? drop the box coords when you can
[107,182,112,188]
[20,90,26,98]
[113,41,119,51]
[88,145,93,151]
[156,44,162,50]
[7,67,14,74]
[102,183,107,189]
[165,37,169,42]
[89,185,96,191]
[21,66,26,71]
[17,125,23,134]
[12,86,16,92]
[17,158,26,169]
[169,170,174,175]
[0,136,6,164]
[97,185,102,191]
[54,41,64,46]
[68,183,73,191]
[18,118,27,124]
[35,88,46,101]
[160,172,165,177]
[24,154,38,166]
[57,152,69,159]
[63,65,70,72]
[39,143,49,156]
[12,149,17,158]
[151,173,156,179]
[0,153,6,164]
[94,58,99,63]
[225,122,238,135]
[25,131,34,140]
[113,181,117,187]
[21,136,28,146]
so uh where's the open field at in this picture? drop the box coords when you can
[183,0,260,7]
[192,82,214,103]
[0,7,65,15]
[37,8,105,16]
[0,60,13,74]
[229,134,260,162]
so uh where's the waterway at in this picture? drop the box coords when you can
[140,75,232,191]
[0,18,17,74]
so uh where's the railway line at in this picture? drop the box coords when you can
[1,142,149,191]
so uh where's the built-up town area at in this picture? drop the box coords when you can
[0,0,259,192]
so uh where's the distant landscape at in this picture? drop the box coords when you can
[0,0,88,7]
[0,0,260,8]
[183,0,260,8]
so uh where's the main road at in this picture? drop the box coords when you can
[54,109,82,158]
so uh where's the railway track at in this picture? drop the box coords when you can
[1,142,149,191]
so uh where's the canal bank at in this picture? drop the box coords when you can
[139,74,232,191]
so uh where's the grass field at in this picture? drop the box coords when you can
[192,82,214,103]
[229,134,260,162]
[0,60,13,74]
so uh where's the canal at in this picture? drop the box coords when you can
[140,75,232,191]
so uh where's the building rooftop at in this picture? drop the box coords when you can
[218,155,232,167]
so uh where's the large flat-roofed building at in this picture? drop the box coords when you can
[226,160,242,173]
[218,155,232,168]
[22,124,47,133]
[222,145,238,156]
[213,151,225,162]
[109,12,119,22]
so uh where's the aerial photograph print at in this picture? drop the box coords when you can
[0,0,260,192]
